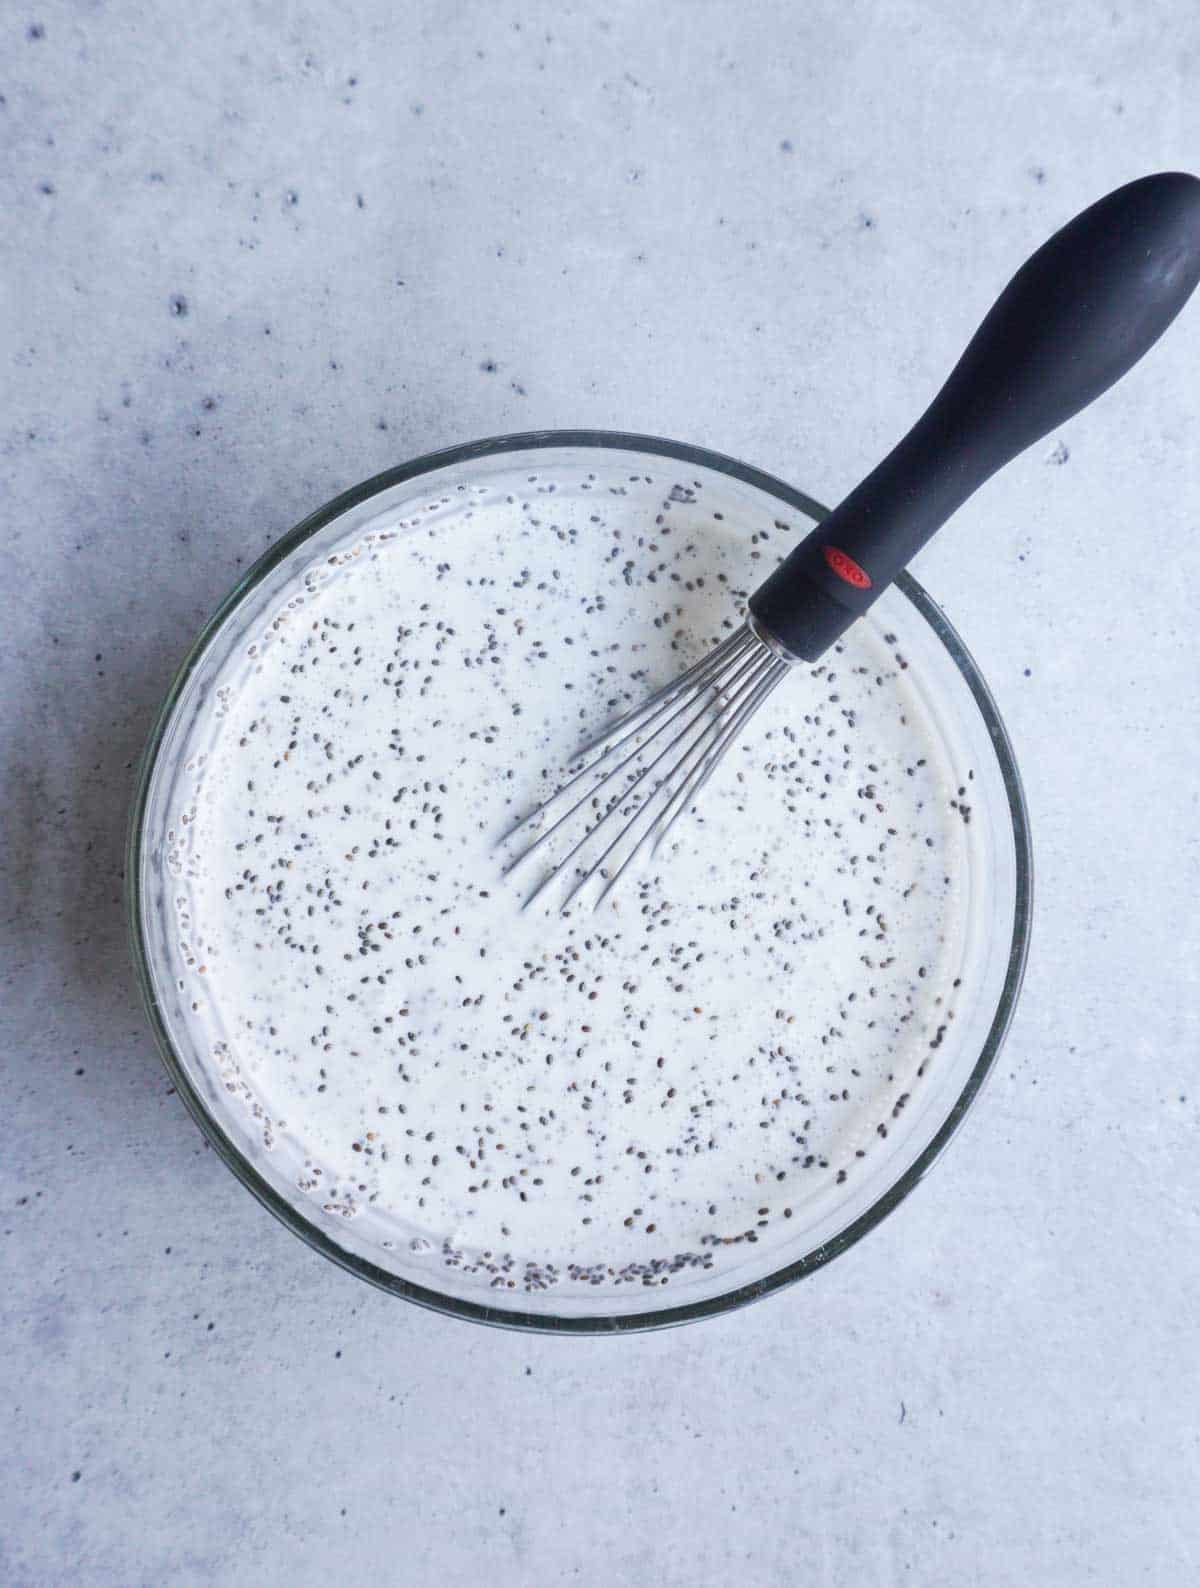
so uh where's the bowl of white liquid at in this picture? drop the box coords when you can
[128,433,1032,1332]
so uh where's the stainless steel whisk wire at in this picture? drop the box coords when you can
[502,622,791,910]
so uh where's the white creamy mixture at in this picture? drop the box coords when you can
[163,469,973,1295]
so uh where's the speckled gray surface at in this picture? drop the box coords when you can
[3,2,1199,1583]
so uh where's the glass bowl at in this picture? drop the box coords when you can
[127,432,1032,1333]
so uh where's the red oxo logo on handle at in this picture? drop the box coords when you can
[822,544,872,589]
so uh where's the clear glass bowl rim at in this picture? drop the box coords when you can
[126,429,1034,1335]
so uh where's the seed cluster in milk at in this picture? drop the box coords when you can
[164,468,972,1297]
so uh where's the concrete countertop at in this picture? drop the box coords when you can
[2,2,1198,1583]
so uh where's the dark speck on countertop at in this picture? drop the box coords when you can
[170,294,188,317]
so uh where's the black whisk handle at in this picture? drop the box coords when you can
[749,171,1200,661]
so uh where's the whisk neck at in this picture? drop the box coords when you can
[745,610,810,666]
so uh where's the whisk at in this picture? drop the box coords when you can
[504,172,1200,909]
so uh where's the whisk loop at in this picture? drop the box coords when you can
[502,622,792,910]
